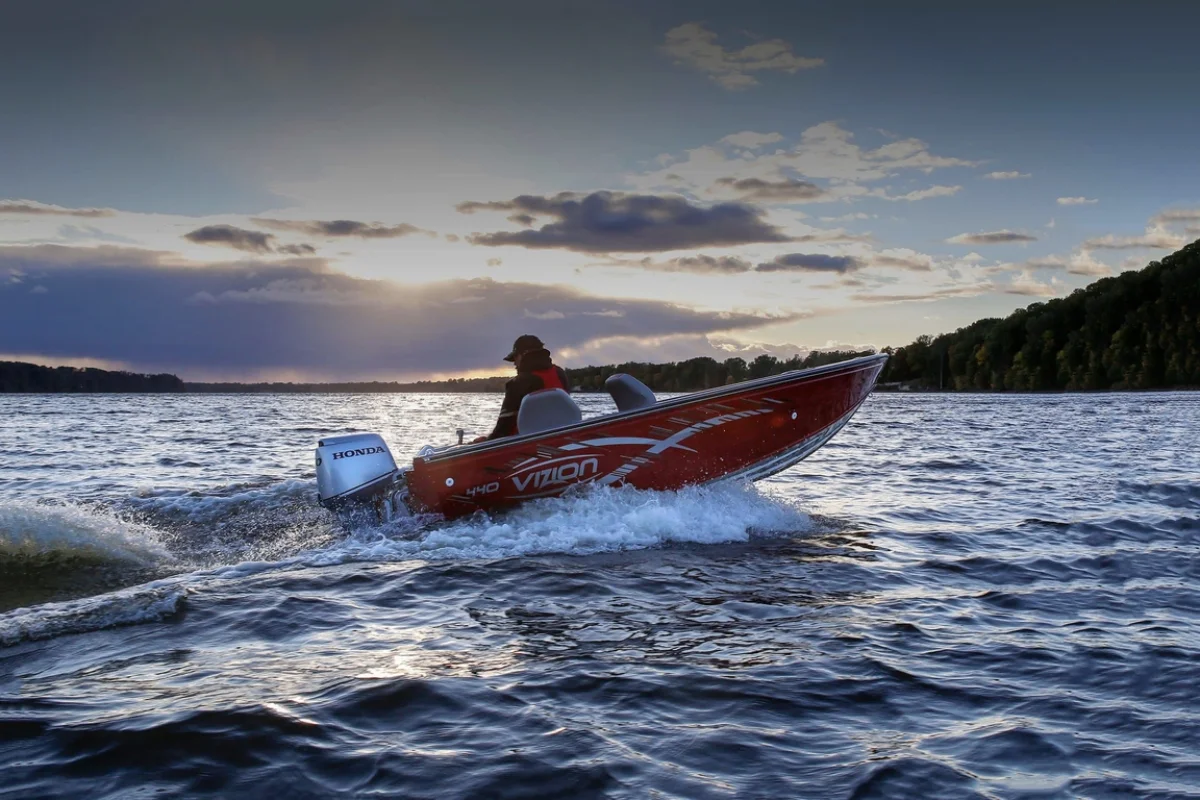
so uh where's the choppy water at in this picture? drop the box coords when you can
[1,392,1198,799]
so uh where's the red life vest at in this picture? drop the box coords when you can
[515,367,567,434]
[530,366,566,392]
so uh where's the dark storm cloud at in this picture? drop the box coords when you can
[755,253,863,273]
[252,218,432,239]
[714,177,828,202]
[0,245,793,379]
[0,199,115,218]
[183,224,275,254]
[458,191,791,253]
[946,230,1037,245]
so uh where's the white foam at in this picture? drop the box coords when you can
[307,481,811,566]
[0,501,171,566]
[0,583,186,646]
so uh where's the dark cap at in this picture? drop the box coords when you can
[504,334,545,362]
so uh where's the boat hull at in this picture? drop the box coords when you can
[405,354,886,519]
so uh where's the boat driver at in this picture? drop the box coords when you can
[474,334,570,442]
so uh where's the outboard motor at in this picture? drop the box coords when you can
[315,432,409,526]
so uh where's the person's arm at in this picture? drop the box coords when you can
[557,366,570,392]
[485,378,526,440]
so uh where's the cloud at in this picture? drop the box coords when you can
[946,230,1037,245]
[55,225,140,245]
[1024,250,1112,276]
[252,218,432,239]
[458,191,791,253]
[1082,226,1185,250]
[982,171,1031,180]
[183,224,275,254]
[0,199,115,218]
[713,176,828,202]
[756,253,863,274]
[608,255,755,275]
[631,122,979,203]
[885,185,961,202]
[276,243,317,256]
[608,244,925,275]
[820,212,874,223]
[485,258,502,267]
[0,245,796,380]
[1151,208,1200,226]
[789,229,873,244]
[1004,269,1061,297]
[850,284,992,303]
[719,131,785,149]
[558,333,845,368]
[662,22,823,90]
[870,249,935,271]
[1057,196,1098,206]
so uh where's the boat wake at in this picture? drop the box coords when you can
[0,480,813,645]
[321,480,812,566]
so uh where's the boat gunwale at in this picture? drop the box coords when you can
[419,353,887,465]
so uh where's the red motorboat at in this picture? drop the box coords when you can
[315,353,886,523]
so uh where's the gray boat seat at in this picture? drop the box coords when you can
[605,373,656,412]
[517,388,583,435]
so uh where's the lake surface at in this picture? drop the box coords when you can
[1,392,1198,798]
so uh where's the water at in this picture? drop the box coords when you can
[1,392,1198,798]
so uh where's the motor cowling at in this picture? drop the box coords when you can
[315,433,406,523]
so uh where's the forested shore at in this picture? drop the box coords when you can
[0,362,184,393]
[879,239,1199,391]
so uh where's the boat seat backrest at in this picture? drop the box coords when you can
[517,388,583,435]
[605,373,656,412]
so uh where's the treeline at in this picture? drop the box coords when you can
[881,238,1200,391]
[0,361,185,393]
[566,349,875,392]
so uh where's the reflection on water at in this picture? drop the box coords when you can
[1,392,1198,797]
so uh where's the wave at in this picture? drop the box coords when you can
[0,501,170,568]
[118,479,341,567]
[0,583,186,646]
[123,478,320,526]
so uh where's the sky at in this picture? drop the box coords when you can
[2,0,1199,381]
